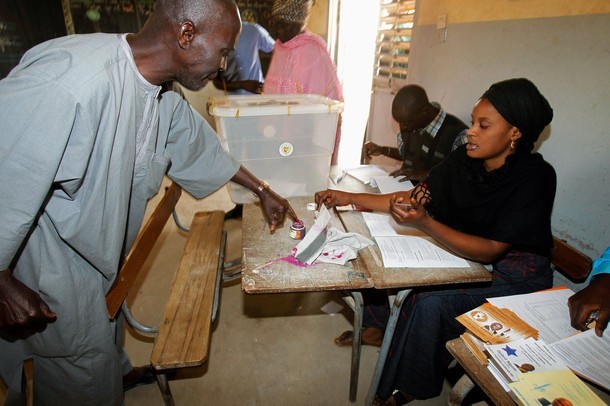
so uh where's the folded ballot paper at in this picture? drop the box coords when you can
[292,205,373,265]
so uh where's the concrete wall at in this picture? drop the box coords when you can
[416,0,610,24]
[369,3,610,259]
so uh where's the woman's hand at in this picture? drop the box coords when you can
[314,189,352,210]
[389,195,427,227]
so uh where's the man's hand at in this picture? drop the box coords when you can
[0,270,57,337]
[362,142,384,160]
[389,167,427,182]
[568,273,610,337]
[258,188,298,233]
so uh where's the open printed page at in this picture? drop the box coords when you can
[487,287,577,344]
[374,235,470,268]
[549,329,610,390]
[361,212,420,237]
[361,212,468,268]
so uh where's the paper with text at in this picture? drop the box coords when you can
[361,212,468,268]
[374,236,469,268]
[549,329,610,390]
[485,337,567,384]
[361,212,420,236]
[486,287,610,391]
[487,288,577,344]
[457,302,539,345]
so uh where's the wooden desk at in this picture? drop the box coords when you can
[241,196,373,293]
[241,195,372,402]
[338,210,491,289]
[446,338,516,406]
[242,174,492,405]
[337,210,492,406]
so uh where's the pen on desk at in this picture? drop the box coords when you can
[584,309,600,328]
[335,170,347,184]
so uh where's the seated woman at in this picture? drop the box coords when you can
[315,78,556,405]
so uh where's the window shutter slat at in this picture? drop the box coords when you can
[372,0,416,90]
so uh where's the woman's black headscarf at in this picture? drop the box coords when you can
[481,78,553,152]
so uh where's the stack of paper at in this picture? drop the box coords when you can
[346,165,389,184]
[487,287,610,391]
[456,288,610,404]
[485,337,567,389]
[457,302,539,346]
[509,370,607,406]
[346,165,414,193]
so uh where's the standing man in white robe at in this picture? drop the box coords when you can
[0,0,295,404]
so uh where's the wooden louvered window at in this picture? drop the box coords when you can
[372,0,416,90]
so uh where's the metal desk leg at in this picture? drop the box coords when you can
[349,291,364,402]
[156,373,175,406]
[448,374,475,406]
[365,289,412,406]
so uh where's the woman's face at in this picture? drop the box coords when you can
[467,98,521,171]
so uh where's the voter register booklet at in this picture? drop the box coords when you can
[361,212,469,268]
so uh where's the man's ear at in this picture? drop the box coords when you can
[178,21,195,49]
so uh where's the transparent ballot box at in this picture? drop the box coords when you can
[208,94,343,203]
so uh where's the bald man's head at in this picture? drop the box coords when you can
[139,0,241,90]
[391,85,437,133]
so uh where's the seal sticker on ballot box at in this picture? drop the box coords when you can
[279,142,294,157]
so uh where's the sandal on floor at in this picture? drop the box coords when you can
[384,391,415,406]
[334,330,355,347]
[372,395,385,406]
[334,327,384,347]
[123,366,158,392]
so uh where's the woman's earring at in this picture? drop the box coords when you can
[510,140,516,151]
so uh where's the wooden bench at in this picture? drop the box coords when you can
[447,236,593,405]
[106,181,226,406]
